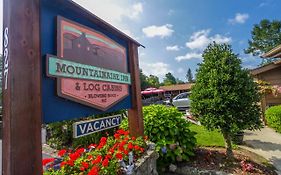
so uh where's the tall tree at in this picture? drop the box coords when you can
[139,69,149,90]
[147,75,160,88]
[191,43,261,158]
[163,72,177,85]
[245,19,281,64]
[186,68,193,83]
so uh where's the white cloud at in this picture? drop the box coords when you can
[185,29,231,50]
[73,0,143,39]
[140,62,173,79]
[175,52,202,61]
[166,45,180,51]
[228,13,249,24]
[130,2,143,19]
[142,24,174,38]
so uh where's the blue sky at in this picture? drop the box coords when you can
[1,0,281,81]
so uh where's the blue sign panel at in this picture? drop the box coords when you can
[73,115,122,138]
[41,0,133,123]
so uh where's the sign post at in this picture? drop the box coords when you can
[3,0,42,174]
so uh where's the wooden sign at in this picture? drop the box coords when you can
[41,3,137,123]
[46,17,131,110]
[73,114,122,138]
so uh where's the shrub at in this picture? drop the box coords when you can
[43,129,147,175]
[121,105,196,163]
[265,105,281,133]
[46,111,125,150]
[190,42,261,158]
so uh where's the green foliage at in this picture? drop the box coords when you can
[190,42,261,156]
[121,105,196,163]
[140,69,149,90]
[186,68,194,83]
[163,72,177,85]
[245,19,281,64]
[147,75,160,88]
[265,105,281,133]
[47,111,125,150]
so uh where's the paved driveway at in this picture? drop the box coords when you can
[241,127,281,174]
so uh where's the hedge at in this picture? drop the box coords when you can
[265,105,281,133]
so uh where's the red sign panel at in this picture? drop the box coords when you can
[48,16,130,110]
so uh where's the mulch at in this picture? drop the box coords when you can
[178,147,277,175]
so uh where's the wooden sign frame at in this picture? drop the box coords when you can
[2,0,144,174]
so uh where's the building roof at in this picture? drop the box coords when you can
[250,60,281,76]
[262,44,281,58]
[159,83,194,91]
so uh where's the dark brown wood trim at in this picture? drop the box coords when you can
[2,0,42,174]
[128,42,144,137]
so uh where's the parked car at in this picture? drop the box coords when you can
[172,92,191,109]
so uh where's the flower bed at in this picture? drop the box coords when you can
[42,129,150,175]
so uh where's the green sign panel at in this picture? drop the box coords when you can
[47,55,131,85]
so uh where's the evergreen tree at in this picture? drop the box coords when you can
[191,42,261,158]
[186,68,193,83]
[245,19,281,64]
[163,72,177,85]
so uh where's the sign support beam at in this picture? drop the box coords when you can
[128,42,144,137]
[3,0,42,174]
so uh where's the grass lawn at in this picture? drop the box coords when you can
[189,124,225,147]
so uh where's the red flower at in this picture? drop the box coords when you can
[88,155,93,160]
[117,129,129,135]
[109,148,115,154]
[105,154,112,160]
[118,145,125,152]
[134,145,140,150]
[128,142,133,150]
[67,160,74,166]
[92,155,102,164]
[60,161,67,168]
[100,137,107,143]
[69,152,80,161]
[88,166,99,175]
[102,158,109,167]
[114,133,120,139]
[115,153,123,160]
[124,149,129,155]
[76,148,85,154]
[131,137,136,141]
[42,158,55,166]
[82,162,89,169]
[58,149,67,157]
[140,147,145,153]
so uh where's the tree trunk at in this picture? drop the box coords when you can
[222,130,234,159]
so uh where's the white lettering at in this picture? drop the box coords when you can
[78,124,87,134]
[105,119,112,127]
[100,121,105,129]
[94,122,99,130]
[112,117,117,125]
[3,27,9,90]
[86,123,94,133]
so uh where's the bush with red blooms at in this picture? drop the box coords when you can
[42,129,147,175]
